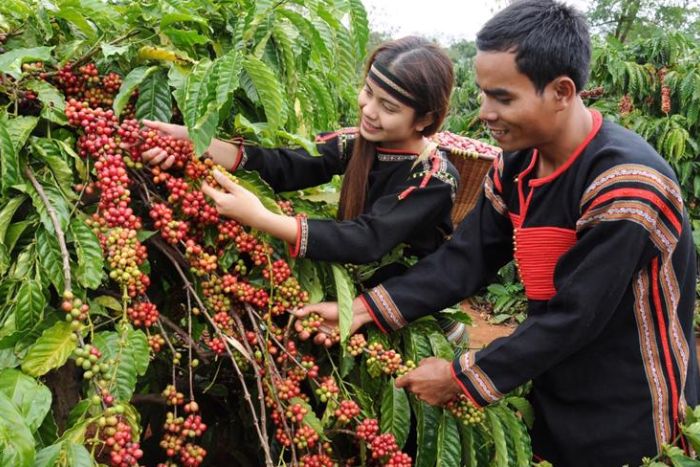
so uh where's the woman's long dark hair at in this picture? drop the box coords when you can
[338,36,454,220]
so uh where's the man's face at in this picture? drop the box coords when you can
[475,50,557,153]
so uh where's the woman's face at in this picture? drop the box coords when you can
[357,78,423,149]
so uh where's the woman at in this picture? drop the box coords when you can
[142,36,466,343]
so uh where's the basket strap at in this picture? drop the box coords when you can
[399,143,441,200]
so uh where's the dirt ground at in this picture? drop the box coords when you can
[462,302,515,350]
[463,302,700,358]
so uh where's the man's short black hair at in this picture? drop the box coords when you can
[476,0,591,94]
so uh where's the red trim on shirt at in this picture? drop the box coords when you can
[492,157,503,193]
[288,215,302,258]
[315,127,359,143]
[449,365,482,408]
[530,109,603,187]
[585,187,681,233]
[651,258,680,430]
[359,295,388,334]
[376,146,419,155]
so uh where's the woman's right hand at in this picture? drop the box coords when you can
[140,120,241,170]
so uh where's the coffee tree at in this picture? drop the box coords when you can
[0,1,533,466]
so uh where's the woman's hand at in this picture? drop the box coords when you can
[139,120,190,170]
[201,170,269,227]
[140,120,240,170]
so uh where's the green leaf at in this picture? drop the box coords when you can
[665,445,700,467]
[113,66,159,118]
[54,7,96,40]
[183,59,219,156]
[295,259,324,304]
[25,80,67,125]
[90,295,122,312]
[414,402,441,467]
[683,421,700,454]
[231,170,282,215]
[0,119,21,196]
[242,55,288,133]
[0,391,35,467]
[21,321,77,377]
[331,264,354,343]
[0,46,53,80]
[495,405,532,467]
[30,139,75,198]
[6,220,34,256]
[93,327,149,401]
[403,324,433,363]
[380,380,411,448]
[100,44,129,59]
[34,441,96,467]
[135,70,172,123]
[436,411,461,467]
[36,228,65,293]
[429,331,454,360]
[0,368,51,432]
[348,0,369,56]
[69,219,104,290]
[505,396,534,429]
[4,116,39,154]
[10,242,36,281]
[213,49,243,107]
[0,196,26,243]
[14,280,46,334]
[486,406,512,467]
[23,178,71,234]
[34,410,58,448]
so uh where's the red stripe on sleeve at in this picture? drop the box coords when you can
[585,187,681,233]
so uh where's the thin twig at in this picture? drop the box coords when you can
[24,166,72,291]
[159,314,210,365]
[240,306,298,465]
[151,240,274,467]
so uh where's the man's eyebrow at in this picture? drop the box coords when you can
[475,83,512,97]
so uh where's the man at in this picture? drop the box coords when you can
[295,0,700,464]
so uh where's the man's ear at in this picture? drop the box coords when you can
[549,76,577,109]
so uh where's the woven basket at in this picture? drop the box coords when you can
[432,131,501,226]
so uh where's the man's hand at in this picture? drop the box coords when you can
[395,357,462,406]
[201,170,268,227]
[292,298,374,347]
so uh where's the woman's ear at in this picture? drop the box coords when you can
[415,112,435,133]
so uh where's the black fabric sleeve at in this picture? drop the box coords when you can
[295,166,456,263]
[239,130,353,192]
[360,167,514,332]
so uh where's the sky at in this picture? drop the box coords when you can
[360,0,594,45]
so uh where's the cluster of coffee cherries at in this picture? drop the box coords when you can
[364,341,415,378]
[73,344,111,381]
[54,62,123,108]
[619,94,634,116]
[158,395,208,466]
[446,393,486,426]
[89,406,144,467]
[127,301,160,328]
[580,85,604,100]
[353,418,413,466]
[61,290,90,331]
[64,96,150,299]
